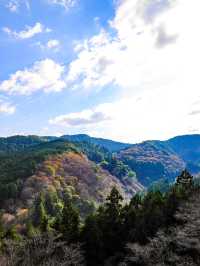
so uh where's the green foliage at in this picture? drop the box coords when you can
[76,141,136,182]
[81,173,195,265]
[0,140,78,202]
[4,225,21,241]
[32,193,49,232]
[81,187,124,265]
[26,220,39,238]
[58,201,80,243]
[149,178,171,193]
[0,136,197,266]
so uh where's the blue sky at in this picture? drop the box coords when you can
[0,0,199,142]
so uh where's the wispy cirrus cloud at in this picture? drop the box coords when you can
[6,0,19,12]
[36,39,61,52]
[6,0,30,13]
[0,59,66,95]
[48,0,76,10]
[0,100,15,115]
[2,22,51,40]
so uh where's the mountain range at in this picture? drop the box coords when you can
[1,134,200,188]
[0,133,199,235]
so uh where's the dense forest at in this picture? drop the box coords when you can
[0,169,197,265]
[0,135,200,265]
[0,138,138,203]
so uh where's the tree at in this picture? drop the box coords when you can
[59,201,80,243]
[81,214,103,266]
[32,193,49,232]
[176,169,193,187]
[99,187,124,257]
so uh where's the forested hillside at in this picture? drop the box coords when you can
[0,137,144,240]
[1,133,200,190]
[0,134,199,265]
[118,135,200,186]
[0,170,197,266]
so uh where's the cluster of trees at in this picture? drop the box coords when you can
[81,180,192,265]
[0,139,135,203]
[78,141,136,181]
[0,140,78,202]
[0,170,193,265]
[0,135,47,154]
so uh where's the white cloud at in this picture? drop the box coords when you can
[2,0,200,141]
[0,59,66,95]
[3,22,50,40]
[6,0,30,13]
[49,108,111,126]
[46,39,60,49]
[6,0,19,12]
[36,39,60,51]
[155,24,178,48]
[60,0,200,141]
[65,0,200,93]
[0,101,15,115]
[48,0,76,10]
[66,0,185,91]
[48,83,198,142]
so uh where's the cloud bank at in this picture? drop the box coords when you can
[52,0,200,141]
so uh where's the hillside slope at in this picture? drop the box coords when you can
[118,135,200,186]
[167,135,200,173]
[8,152,129,220]
[0,140,144,226]
[1,134,200,188]
[118,141,185,186]
[121,188,200,266]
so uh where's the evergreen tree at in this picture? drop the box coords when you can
[60,201,80,243]
[32,193,49,232]
[81,214,103,266]
[99,187,124,257]
[176,169,193,187]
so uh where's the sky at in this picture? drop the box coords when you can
[0,0,200,143]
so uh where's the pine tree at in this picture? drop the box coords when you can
[81,214,103,265]
[176,169,193,187]
[33,192,49,232]
[100,187,124,257]
[60,201,80,243]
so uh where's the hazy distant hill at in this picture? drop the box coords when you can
[61,134,131,152]
[167,134,200,164]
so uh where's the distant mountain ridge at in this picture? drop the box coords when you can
[60,134,131,152]
[1,133,200,187]
[119,134,200,186]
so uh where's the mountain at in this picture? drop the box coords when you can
[0,135,47,153]
[118,140,185,186]
[167,135,200,171]
[0,139,144,225]
[118,135,200,186]
[61,134,131,152]
[1,133,200,189]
